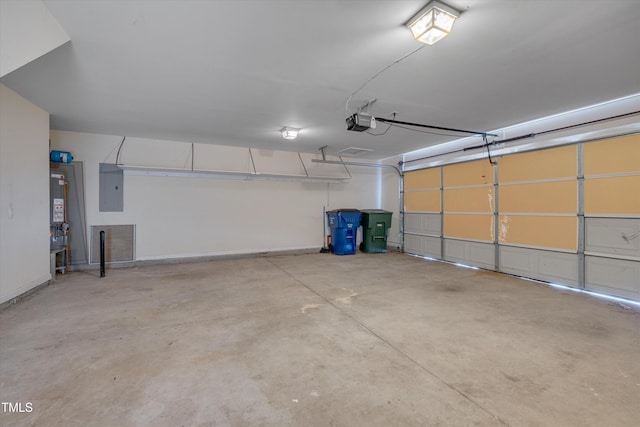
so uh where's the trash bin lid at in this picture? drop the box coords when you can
[327,208,361,213]
[360,209,392,214]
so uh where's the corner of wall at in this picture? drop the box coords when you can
[0,84,50,304]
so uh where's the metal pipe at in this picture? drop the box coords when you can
[298,152,309,177]
[375,117,498,137]
[337,156,352,178]
[403,110,640,165]
[99,230,106,278]
[115,136,126,166]
[248,148,257,174]
[318,145,328,161]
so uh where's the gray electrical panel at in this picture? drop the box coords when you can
[99,163,123,212]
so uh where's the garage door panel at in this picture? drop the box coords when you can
[404,234,421,255]
[499,181,577,214]
[404,168,440,190]
[405,234,441,258]
[585,256,640,300]
[498,246,532,275]
[499,145,576,183]
[499,246,579,286]
[498,215,577,251]
[583,134,640,176]
[404,213,422,234]
[444,214,494,242]
[584,176,640,215]
[443,160,494,187]
[538,251,579,285]
[404,190,441,212]
[404,213,441,236]
[444,239,494,269]
[444,187,494,213]
[585,217,640,258]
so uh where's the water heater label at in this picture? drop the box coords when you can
[53,198,64,222]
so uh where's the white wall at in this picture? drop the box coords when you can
[0,0,70,77]
[50,131,379,261]
[0,84,50,304]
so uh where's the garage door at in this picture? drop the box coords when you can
[402,134,639,301]
[497,145,579,286]
[583,135,640,299]
[404,167,442,258]
[442,159,495,269]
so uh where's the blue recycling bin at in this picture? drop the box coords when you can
[327,209,361,255]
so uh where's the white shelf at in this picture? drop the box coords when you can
[118,165,350,184]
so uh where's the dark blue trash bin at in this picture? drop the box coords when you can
[327,209,361,255]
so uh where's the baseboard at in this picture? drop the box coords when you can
[69,247,323,271]
[0,279,51,311]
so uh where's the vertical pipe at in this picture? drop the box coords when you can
[64,178,70,271]
[100,230,106,278]
[322,206,327,249]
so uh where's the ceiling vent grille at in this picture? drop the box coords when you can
[335,147,374,157]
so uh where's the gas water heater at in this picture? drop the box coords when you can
[50,172,68,250]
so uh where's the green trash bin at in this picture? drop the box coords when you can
[360,209,393,253]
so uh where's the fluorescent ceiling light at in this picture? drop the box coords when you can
[407,1,460,45]
[281,127,299,140]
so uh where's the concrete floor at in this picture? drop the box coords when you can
[1,252,639,426]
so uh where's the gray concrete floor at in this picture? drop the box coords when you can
[1,252,639,426]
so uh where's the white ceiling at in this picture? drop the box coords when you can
[2,0,639,160]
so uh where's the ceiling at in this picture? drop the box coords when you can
[2,0,639,160]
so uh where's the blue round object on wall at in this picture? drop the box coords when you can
[50,150,74,163]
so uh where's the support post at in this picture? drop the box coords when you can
[100,230,106,278]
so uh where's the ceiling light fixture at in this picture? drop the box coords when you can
[407,1,460,46]
[281,127,300,140]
